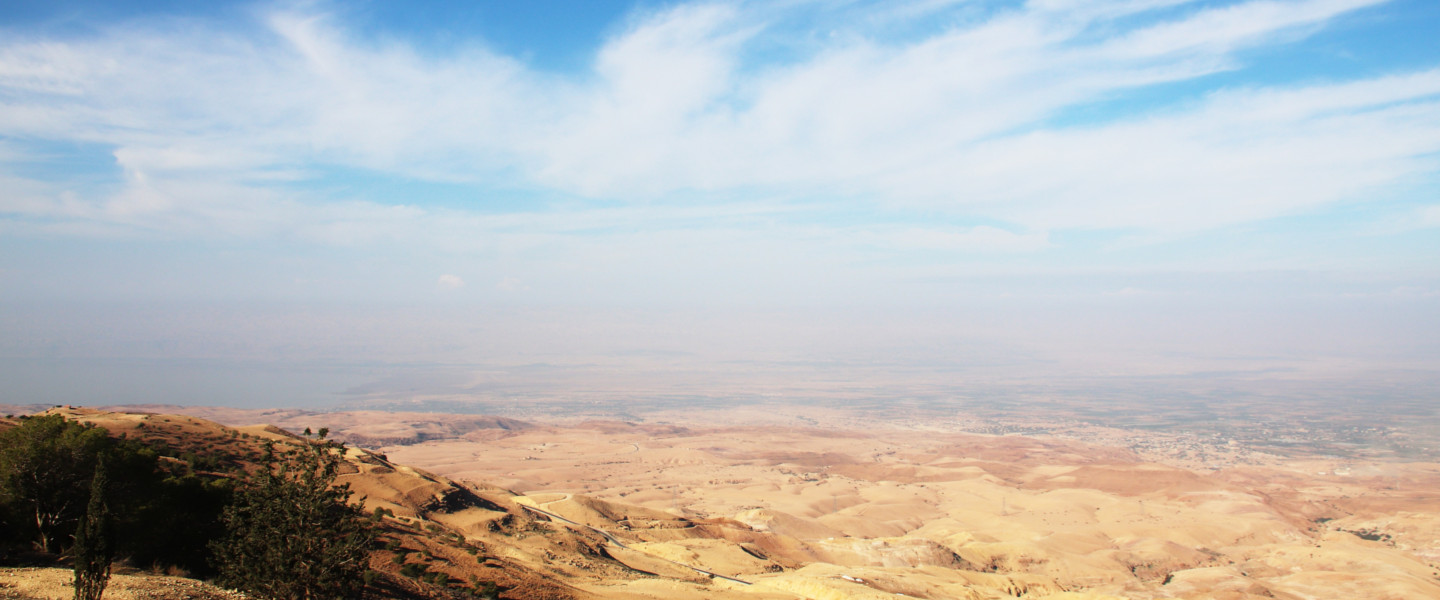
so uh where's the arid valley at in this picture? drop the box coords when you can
[13,399,1427,600]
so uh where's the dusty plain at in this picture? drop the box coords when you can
[378,411,1440,600]
[10,401,1438,600]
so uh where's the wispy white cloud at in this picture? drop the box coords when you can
[914,72,1440,231]
[437,274,464,290]
[1094,0,1385,60]
[496,276,528,292]
[1422,205,1440,228]
[5,1,1438,412]
[0,0,1434,255]
[861,225,1051,252]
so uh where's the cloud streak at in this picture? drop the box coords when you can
[0,0,1435,259]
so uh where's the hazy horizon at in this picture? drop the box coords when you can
[2,0,1438,418]
[3,299,1436,418]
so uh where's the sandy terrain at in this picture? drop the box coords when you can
[384,421,1440,600]
[15,405,1440,599]
[0,568,250,600]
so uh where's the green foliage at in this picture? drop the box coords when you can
[124,473,231,577]
[468,577,500,600]
[0,414,232,572]
[399,562,427,578]
[72,459,113,600]
[210,440,374,600]
[0,415,110,553]
[180,451,222,472]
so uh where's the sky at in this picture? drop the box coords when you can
[1,0,1438,410]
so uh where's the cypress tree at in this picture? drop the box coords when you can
[73,458,114,600]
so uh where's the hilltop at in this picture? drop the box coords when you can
[3,407,611,599]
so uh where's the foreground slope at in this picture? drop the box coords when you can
[24,408,618,600]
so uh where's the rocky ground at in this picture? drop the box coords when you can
[0,568,249,600]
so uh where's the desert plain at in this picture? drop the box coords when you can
[81,400,1438,600]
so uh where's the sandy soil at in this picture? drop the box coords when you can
[24,406,1440,600]
[0,568,249,600]
[385,422,1440,600]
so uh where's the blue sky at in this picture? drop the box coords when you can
[1,0,1438,408]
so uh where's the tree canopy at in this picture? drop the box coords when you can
[1,413,373,599]
[211,439,374,600]
[0,415,110,554]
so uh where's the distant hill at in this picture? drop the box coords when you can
[95,404,534,447]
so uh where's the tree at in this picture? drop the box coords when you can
[0,415,110,553]
[0,413,234,572]
[72,459,114,600]
[124,472,232,577]
[211,439,374,600]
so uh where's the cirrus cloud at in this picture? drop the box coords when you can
[0,0,1435,265]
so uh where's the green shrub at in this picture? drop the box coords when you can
[210,441,374,600]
